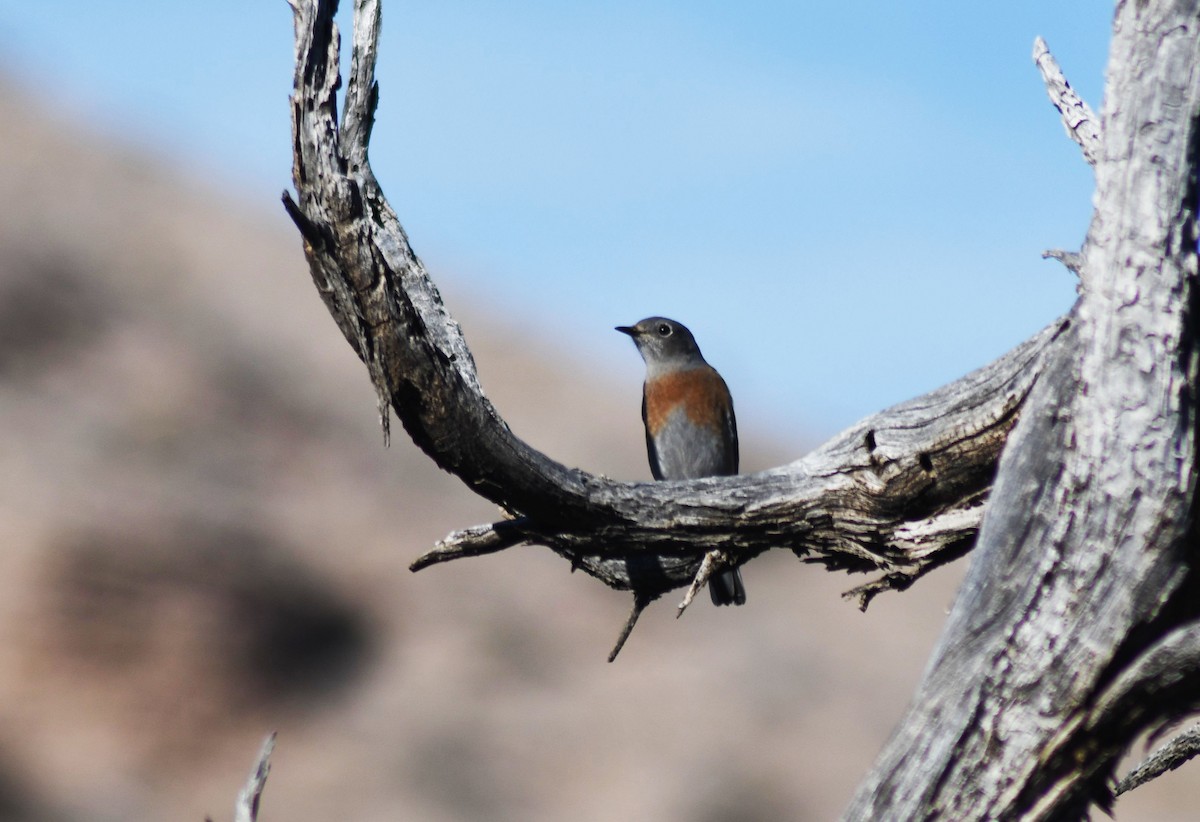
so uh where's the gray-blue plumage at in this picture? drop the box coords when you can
[617,317,746,606]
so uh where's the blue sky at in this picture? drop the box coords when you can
[0,1,1110,444]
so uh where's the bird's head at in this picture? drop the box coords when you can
[616,317,704,369]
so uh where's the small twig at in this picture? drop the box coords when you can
[1116,723,1200,797]
[1033,36,1102,166]
[281,191,325,249]
[1042,249,1083,277]
[410,519,530,572]
[608,594,651,662]
[842,572,917,611]
[676,550,723,618]
[234,732,277,822]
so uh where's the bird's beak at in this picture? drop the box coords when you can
[615,325,636,337]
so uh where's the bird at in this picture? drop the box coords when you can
[616,316,746,606]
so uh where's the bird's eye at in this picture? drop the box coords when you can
[656,323,672,337]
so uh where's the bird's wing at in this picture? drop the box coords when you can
[642,385,665,480]
[721,387,738,475]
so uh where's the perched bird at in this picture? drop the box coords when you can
[616,317,746,606]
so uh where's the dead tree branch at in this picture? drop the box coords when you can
[846,3,1200,818]
[285,0,1061,617]
[1034,36,1103,166]
[1117,722,1200,797]
[286,0,1200,814]
[209,731,275,822]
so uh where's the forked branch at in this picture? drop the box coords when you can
[285,0,1063,618]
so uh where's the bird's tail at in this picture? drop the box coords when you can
[709,567,746,606]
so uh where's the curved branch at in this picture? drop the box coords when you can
[287,0,1063,607]
[414,321,1058,604]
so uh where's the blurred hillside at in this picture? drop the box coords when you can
[0,78,1194,821]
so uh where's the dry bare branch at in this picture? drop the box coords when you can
[284,1,1200,817]
[286,0,1060,616]
[1034,35,1102,165]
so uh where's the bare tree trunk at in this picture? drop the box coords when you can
[283,0,1200,817]
[846,1,1200,818]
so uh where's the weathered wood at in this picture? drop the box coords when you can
[1034,36,1102,166]
[286,0,1060,609]
[285,0,1200,816]
[1117,722,1200,797]
[230,731,276,822]
[845,2,1200,818]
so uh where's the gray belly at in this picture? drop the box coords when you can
[651,409,732,479]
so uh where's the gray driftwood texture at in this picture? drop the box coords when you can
[284,0,1200,817]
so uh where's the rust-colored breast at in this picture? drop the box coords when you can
[644,366,731,437]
